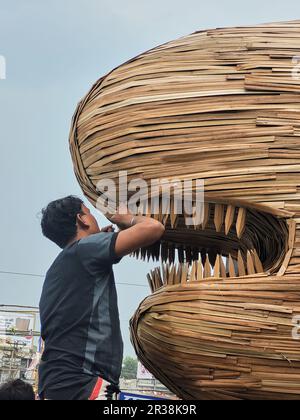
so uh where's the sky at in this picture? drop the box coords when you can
[1,0,300,357]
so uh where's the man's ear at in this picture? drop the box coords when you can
[76,213,89,230]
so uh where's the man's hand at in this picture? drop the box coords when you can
[108,204,165,258]
[101,225,115,233]
[107,204,135,230]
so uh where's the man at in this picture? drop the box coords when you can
[0,379,35,400]
[38,196,165,400]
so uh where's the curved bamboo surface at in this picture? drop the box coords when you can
[70,20,300,399]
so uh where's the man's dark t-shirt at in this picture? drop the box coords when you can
[38,232,123,400]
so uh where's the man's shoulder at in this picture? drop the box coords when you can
[77,232,117,258]
[78,232,112,246]
[77,232,120,270]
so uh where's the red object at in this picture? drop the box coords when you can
[89,378,103,401]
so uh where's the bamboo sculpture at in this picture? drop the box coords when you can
[70,21,300,400]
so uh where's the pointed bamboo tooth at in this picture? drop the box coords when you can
[246,250,256,275]
[220,255,227,278]
[147,274,154,293]
[164,263,170,284]
[169,265,175,285]
[151,249,156,262]
[181,263,188,284]
[236,208,247,239]
[146,248,152,262]
[162,198,171,223]
[171,213,178,229]
[145,244,152,260]
[193,213,198,230]
[204,255,211,278]
[161,198,170,226]
[166,262,170,283]
[161,199,169,225]
[157,270,163,289]
[170,199,178,229]
[202,203,210,230]
[183,246,187,263]
[252,249,264,273]
[176,264,182,284]
[150,275,156,293]
[237,250,246,277]
[161,264,167,285]
[194,203,203,229]
[189,201,198,230]
[225,205,235,235]
[173,267,179,285]
[154,242,161,261]
[150,270,155,290]
[152,269,157,290]
[155,267,163,289]
[213,255,221,278]
[228,254,236,277]
[163,213,169,226]
[158,198,164,223]
[190,261,197,282]
[197,260,203,281]
[135,248,141,259]
[214,204,225,233]
[141,247,147,261]
[158,269,165,287]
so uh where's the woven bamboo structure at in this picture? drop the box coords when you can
[70,21,300,400]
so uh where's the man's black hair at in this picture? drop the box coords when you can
[41,195,84,249]
[0,379,35,400]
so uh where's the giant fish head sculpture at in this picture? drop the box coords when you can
[70,21,300,400]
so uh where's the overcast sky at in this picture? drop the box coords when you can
[1,0,300,357]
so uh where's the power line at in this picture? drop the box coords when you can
[0,270,148,289]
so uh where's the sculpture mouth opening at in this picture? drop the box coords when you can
[132,199,292,292]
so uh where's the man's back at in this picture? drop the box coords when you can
[39,232,123,400]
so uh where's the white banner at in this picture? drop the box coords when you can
[137,362,154,380]
[0,312,35,348]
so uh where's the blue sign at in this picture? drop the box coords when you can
[119,392,165,401]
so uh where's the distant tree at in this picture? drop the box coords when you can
[121,356,138,379]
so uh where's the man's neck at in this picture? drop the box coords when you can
[67,230,90,247]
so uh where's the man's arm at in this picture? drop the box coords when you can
[108,210,165,258]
